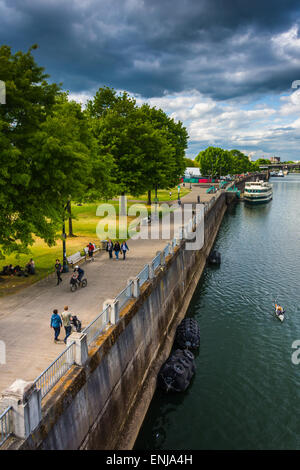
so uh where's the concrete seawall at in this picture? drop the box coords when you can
[7,192,229,450]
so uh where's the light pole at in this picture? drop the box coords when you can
[178,184,181,205]
[62,201,69,273]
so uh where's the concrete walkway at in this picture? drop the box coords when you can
[0,186,214,393]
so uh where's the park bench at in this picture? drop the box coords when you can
[67,251,86,267]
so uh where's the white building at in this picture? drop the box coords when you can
[184,167,201,178]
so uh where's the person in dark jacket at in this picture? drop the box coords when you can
[114,241,121,260]
[106,239,113,259]
[120,241,129,260]
[55,259,63,285]
[87,242,94,259]
[50,309,62,343]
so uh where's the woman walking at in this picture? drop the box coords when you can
[50,309,62,343]
[120,241,129,260]
[114,241,121,260]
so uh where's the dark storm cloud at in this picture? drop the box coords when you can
[1,0,300,98]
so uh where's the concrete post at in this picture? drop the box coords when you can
[0,379,42,439]
[148,263,155,280]
[103,299,119,325]
[67,332,88,366]
[156,250,165,267]
[127,277,140,298]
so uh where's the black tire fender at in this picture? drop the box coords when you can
[183,349,194,360]
[173,363,185,375]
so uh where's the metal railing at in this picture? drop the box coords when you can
[116,281,133,310]
[138,264,149,287]
[34,341,76,399]
[152,253,161,271]
[82,306,110,347]
[163,244,170,258]
[0,406,12,446]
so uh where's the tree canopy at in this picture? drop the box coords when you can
[195,146,257,176]
[0,51,189,256]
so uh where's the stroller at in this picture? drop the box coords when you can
[70,315,82,333]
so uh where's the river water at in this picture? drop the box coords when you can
[135,174,300,450]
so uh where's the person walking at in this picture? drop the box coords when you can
[120,241,129,260]
[50,309,62,343]
[106,239,114,259]
[61,306,73,344]
[55,259,63,285]
[114,241,121,260]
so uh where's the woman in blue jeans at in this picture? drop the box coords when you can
[114,241,121,259]
[50,309,62,343]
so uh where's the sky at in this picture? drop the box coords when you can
[2,0,300,160]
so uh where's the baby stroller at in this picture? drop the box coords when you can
[70,315,82,333]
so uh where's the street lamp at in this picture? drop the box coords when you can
[62,200,69,273]
[178,184,181,205]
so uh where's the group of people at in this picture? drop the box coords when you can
[1,259,35,277]
[106,240,129,260]
[50,306,75,343]
[54,239,129,288]
[55,259,84,286]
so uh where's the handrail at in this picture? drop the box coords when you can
[82,306,110,347]
[34,341,76,399]
[0,406,12,446]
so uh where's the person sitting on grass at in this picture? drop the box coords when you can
[26,259,35,275]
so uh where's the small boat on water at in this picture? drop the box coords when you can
[244,180,273,204]
[271,170,284,177]
[274,304,285,322]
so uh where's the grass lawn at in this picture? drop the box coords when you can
[127,186,191,202]
[0,196,181,296]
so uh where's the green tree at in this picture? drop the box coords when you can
[195,147,232,177]
[229,149,252,174]
[0,45,61,256]
[184,157,199,168]
[256,158,271,166]
[139,104,188,203]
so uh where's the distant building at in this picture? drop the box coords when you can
[184,167,201,177]
[270,156,280,163]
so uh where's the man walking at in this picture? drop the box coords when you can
[106,239,113,259]
[61,306,73,344]
[50,309,62,343]
[55,259,63,285]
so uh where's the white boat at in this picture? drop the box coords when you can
[277,170,284,177]
[244,180,273,204]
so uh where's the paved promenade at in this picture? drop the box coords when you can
[0,185,214,393]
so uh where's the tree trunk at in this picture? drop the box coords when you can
[120,192,127,217]
[147,189,152,206]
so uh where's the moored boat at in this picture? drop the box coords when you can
[244,180,273,204]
